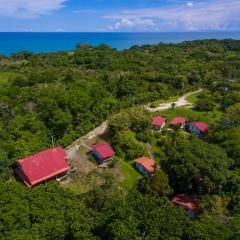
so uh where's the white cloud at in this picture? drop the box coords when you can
[104,0,240,31]
[108,18,155,31]
[0,0,66,19]
[56,27,64,32]
[187,2,193,7]
[73,9,100,14]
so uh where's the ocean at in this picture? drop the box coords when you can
[0,32,240,56]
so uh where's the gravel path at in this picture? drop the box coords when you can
[66,121,108,159]
[145,89,202,112]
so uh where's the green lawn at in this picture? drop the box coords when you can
[63,169,114,195]
[64,159,140,194]
[185,92,201,104]
[149,136,162,159]
[0,72,22,86]
[118,159,140,190]
[148,106,223,163]
[64,181,89,194]
[160,107,223,125]
[68,51,75,56]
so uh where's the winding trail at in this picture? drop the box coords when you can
[145,89,202,112]
[66,121,108,159]
[66,89,202,159]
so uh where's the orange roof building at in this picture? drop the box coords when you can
[172,194,199,218]
[134,157,159,174]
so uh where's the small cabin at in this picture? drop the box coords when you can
[134,156,159,174]
[170,117,186,129]
[91,143,115,164]
[188,121,208,137]
[15,147,70,188]
[172,194,199,218]
[152,116,166,130]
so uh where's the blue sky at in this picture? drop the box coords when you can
[0,0,239,32]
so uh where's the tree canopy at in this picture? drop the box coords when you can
[1,39,240,239]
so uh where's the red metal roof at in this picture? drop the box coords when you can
[135,156,157,173]
[190,121,208,132]
[170,117,186,125]
[17,147,69,187]
[172,194,198,210]
[152,117,166,127]
[92,143,115,160]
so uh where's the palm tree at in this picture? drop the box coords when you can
[171,102,176,111]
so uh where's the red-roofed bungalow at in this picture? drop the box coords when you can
[152,116,166,130]
[134,156,159,174]
[170,117,186,128]
[172,194,199,218]
[188,121,208,137]
[91,143,115,164]
[15,147,70,188]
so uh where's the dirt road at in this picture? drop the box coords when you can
[145,89,202,112]
[66,121,108,159]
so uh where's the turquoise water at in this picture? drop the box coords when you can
[0,32,240,56]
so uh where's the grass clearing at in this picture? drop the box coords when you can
[63,158,139,194]
[148,105,223,162]
[64,180,89,194]
[0,72,22,85]
[118,159,140,190]
[63,130,140,193]
[62,168,116,195]
[160,107,223,125]
[149,135,161,159]
[150,95,179,107]
[185,91,201,104]
[0,72,13,86]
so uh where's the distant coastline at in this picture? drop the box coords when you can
[1,32,240,56]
